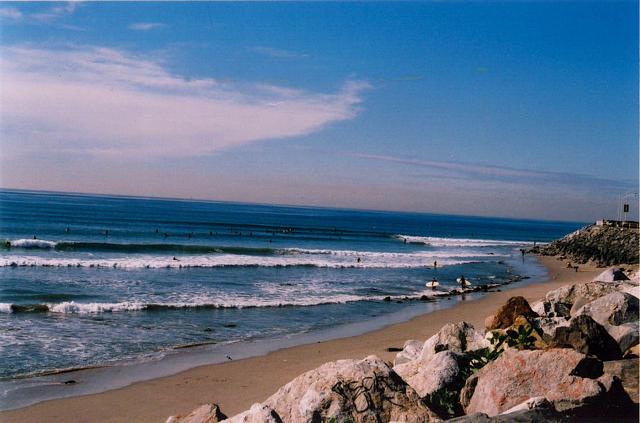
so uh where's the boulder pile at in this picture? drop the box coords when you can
[539,224,639,266]
[168,267,639,423]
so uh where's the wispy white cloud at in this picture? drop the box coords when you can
[0,45,370,158]
[128,22,166,31]
[30,1,81,22]
[249,46,309,59]
[0,7,23,20]
[349,153,635,192]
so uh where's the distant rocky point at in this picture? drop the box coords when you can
[538,223,639,266]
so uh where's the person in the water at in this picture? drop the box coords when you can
[459,275,466,288]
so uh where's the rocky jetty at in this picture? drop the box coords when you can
[168,267,639,423]
[539,224,639,266]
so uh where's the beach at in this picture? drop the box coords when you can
[0,255,604,423]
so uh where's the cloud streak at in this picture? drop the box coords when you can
[1,45,370,158]
[249,46,309,59]
[349,153,635,193]
[128,22,166,31]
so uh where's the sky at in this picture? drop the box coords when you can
[0,1,637,222]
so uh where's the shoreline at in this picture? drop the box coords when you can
[0,256,602,423]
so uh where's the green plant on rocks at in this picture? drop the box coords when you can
[469,331,507,372]
[505,323,537,350]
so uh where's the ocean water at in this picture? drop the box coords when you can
[0,189,583,383]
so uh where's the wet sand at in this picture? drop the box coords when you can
[0,256,603,423]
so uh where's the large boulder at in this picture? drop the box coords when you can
[531,300,571,318]
[420,322,488,361]
[603,358,639,404]
[545,282,627,310]
[447,407,568,422]
[393,339,423,366]
[261,355,440,423]
[573,291,639,326]
[593,267,630,282]
[485,297,538,330]
[549,315,622,361]
[531,316,570,340]
[393,350,468,399]
[607,322,640,353]
[225,404,282,423]
[166,404,227,423]
[465,348,604,416]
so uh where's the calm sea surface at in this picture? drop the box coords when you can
[0,189,583,381]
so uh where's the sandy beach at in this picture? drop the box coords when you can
[0,255,609,423]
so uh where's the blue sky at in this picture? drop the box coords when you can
[0,1,637,221]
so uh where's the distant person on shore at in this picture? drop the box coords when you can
[458,275,466,288]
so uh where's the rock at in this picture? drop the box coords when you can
[546,281,633,309]
[225,404,282,423]
[531,316,569,340]
[394,350,468,399]
[539,224,639,266]
[261,355,439,422]
[573,292,639,326]
[549,315,622,361]
[485,297,537,330]
[607,322,639,353]
[569,296,590,316]
[459,373,478,410]
[393,339,423,366]
[596,374,636,416]
[624,344,640,357]
[465,348,603,416]
[501,396,551,414]
[171,404,227,423]
[420,321,488,361]
[603,358,639,404]
[594,267,630,282]
[447,407,568,422]
[530,301,545,317]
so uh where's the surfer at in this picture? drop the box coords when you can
[172,256,180,261]
[458,275,467,288]
[429,277,438,289]
[434,260,437,269]
[356,257,361,263]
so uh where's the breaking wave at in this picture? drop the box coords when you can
[0,283,498,314]
[394,235,530,248]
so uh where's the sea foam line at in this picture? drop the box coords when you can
[394,235,531,247]
[0,284,497,314]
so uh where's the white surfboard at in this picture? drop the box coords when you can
[425,280,439,288]
[456,277,472,286]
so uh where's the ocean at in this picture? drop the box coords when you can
[0,189,583,407]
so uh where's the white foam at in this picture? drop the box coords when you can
[0,249,500,269]
[7,239,57,249]
[394,235,529,247]
[0,303,12,313]
[48,301,146,313]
